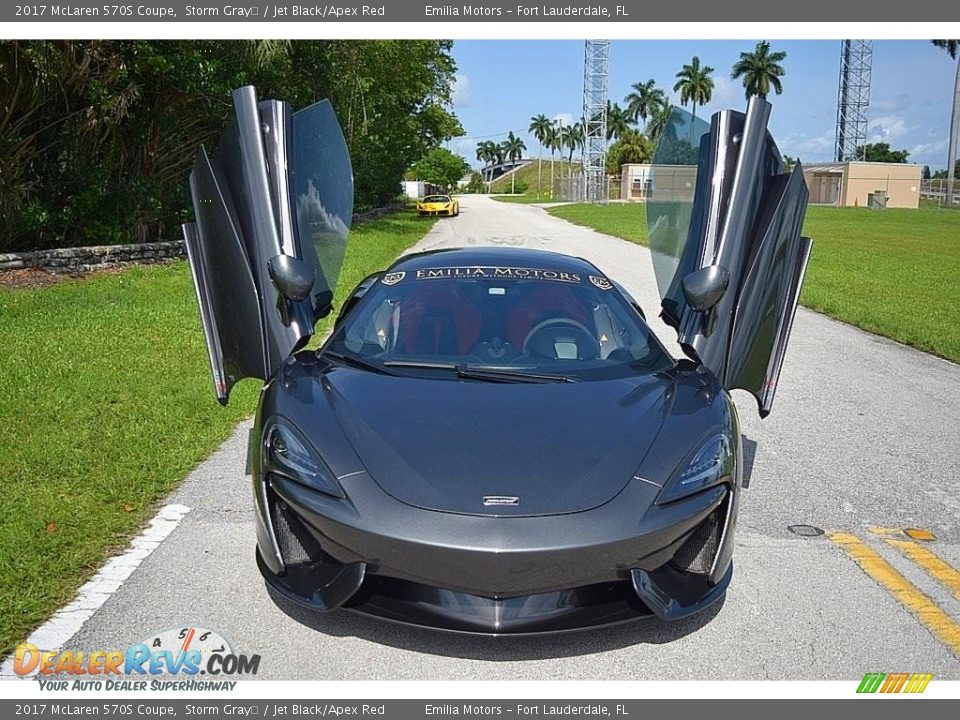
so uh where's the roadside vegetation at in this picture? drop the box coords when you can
[0,211,436,656]
[547,203,960,363]
[0,40,461,252]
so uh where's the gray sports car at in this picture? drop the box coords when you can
[182,86,811,634]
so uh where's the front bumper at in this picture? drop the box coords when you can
[255,472,735,634]
[417,207,455,216]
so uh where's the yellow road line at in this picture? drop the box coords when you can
[828,532,960,656]
[868,526,903,537]
[885,538,960,603]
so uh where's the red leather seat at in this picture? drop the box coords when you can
[396,285,482,356]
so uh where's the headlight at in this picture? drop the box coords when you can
[657,433,734,504]
[263,419,344,498]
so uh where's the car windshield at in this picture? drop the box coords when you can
[423,195,450,203]
[323,265,674,382]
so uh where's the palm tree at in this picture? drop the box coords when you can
[606,101,632,141]
[502,131,527,194]
[528,113,552,198]
[674,56,715,127]
[624,79,666,124]
[475,140,498,186]
[475,141,489,167]
[544,124,561,198]
[561,123,584,177]
[731,41,787,100]
[933,40,960,204]
[647,101,678,144]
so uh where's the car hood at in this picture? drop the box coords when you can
[322,369,673,517]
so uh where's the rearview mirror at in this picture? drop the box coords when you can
[682,265,730,312]
[268,255,315,303]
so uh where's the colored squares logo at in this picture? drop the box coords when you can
[857,672,933,694]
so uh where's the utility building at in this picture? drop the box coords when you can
[802,161,922,209]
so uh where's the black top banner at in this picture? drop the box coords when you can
[5,0,959,22]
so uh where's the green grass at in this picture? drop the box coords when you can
[546,203,960,363]
[0,211,434,655]
[548,202,646,241]
[919,197,960,211]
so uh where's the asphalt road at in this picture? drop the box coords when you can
[62,195,960,679]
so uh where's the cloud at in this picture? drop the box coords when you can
[452,73,471,107]
[868,114,909,142]
[706,75,743,112]
[871,94,910,113]
[779,130,835,160]
[908,138,949,168]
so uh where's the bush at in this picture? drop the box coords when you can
[0,40,462,252]
[464,171,486,194]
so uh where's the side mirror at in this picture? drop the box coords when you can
[268,255,315,303]
[682,265,730,312]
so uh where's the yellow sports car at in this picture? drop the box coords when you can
[417,194,459,217]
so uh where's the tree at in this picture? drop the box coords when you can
[464,171,486,194]
[0,40,463,250]
[606,128,654,173]
[647,102,679,144]
[544,124,561,198]
[475,139,498,186]
[858,142,910,163]
[933,40,960,203]
[606,101,632,141]
[501,131,527,194]
[624,79,665,124]
[562,122,583,174]
[731,41,787,100]
[932,160,960,178]
[674,57,715,132]
[412,147,470,191]
[528,113,552,198]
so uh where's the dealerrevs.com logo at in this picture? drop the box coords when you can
[13,626,259,691]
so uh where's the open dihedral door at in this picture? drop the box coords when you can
[647,96,812,418]
[182,86,353,404]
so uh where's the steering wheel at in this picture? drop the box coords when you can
[521,318,600,360]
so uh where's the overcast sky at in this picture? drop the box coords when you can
[447,39,956,171]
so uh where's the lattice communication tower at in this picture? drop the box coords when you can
[582,40,610,202]
[835,40,873,162]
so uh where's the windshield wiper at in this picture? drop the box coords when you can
[382,360,575,384]
[321,350,396,376]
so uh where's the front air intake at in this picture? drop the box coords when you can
[271,493,324,566]
[669,498,725,575]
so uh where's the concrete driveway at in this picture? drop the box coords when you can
[37,195,960,679]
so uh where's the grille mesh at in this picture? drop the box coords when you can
[670,506,723,575]
[272,497,323,566]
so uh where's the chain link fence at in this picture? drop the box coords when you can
[920,179,960,209]
[554,174,621,203]
[554,171,959,209]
